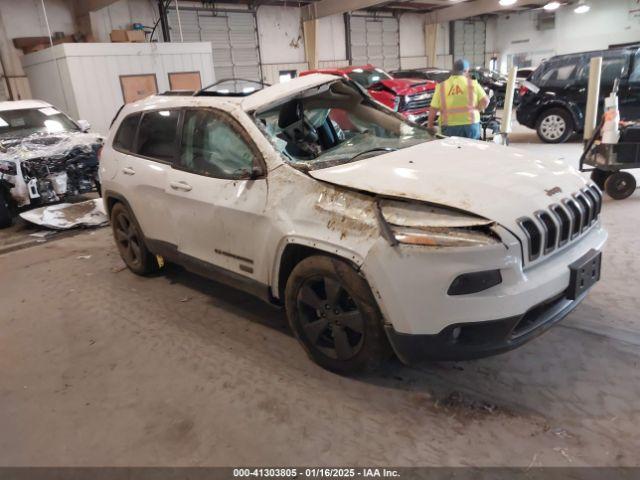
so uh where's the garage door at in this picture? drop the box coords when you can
[348,15,399,71]
[453,20,486,68]
[167,8,261,82]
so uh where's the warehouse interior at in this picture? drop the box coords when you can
[0,0,639,473]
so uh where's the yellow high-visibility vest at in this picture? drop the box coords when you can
[430,75,486,127]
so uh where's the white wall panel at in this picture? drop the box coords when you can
[256,6,305,64]
[399,13,425,58]
[22,43,215,136]
[318,14,347,62]
[400,56,428,69]
[261,62,308,85]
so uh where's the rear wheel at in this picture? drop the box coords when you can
[604,171,636,200]
[0,192,13,229]
[536,108,574,143]
[285,255,391,374]
[110,202,159,275]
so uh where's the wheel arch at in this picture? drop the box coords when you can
[535,100,583,131]
[103,190,133,217]
[271,237,365,302]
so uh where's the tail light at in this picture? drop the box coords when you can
[519,85,529,97]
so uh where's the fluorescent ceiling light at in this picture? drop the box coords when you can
[574,2,590,13]
[499,0,517,6]
[544,1,560,10]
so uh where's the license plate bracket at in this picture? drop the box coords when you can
[568,249,602,300]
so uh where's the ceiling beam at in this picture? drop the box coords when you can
[302,0,390,20]
[425,0,548,23]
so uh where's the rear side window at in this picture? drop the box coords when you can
[135,110,180,162]
[112,113,140,152]
[631,50,640,83]
[537,61,580,87]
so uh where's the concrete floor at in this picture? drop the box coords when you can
[1,129,639,467]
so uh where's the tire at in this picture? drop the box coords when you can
[604,171,636,200]
[590,169,611,190]
[0,192,13,229]
[285,255,391,374]
[110,202,159,275]
[536,108,574,143]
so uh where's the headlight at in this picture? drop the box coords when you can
[0,159,17,175]
[393,226,498,247]
[380,199,499,247]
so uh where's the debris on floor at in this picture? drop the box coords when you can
[19,198,108,230]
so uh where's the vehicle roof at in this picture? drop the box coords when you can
[240,73,340,112]
[0,99,52,111]
[304,64,378,74]
[546,46,638,61]
[116,74,340,119]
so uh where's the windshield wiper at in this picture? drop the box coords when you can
[349,147,397,162]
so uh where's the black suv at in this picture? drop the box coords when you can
[517,47,640,143]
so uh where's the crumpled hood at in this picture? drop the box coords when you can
[308,137,590,233]
[378,78,435,95]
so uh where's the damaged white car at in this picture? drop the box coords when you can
[101,75,607,373]
[0,100,103,228]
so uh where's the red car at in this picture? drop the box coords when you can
[300,65,435,124]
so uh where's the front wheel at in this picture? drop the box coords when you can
[536,108,574,143]
[285,255,391,374]
[110,202,159,275]
[604,171,636,200]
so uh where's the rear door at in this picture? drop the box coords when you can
[166,107,270,282]
[110,109,181,246]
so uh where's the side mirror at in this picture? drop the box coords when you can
[77,119,91,132]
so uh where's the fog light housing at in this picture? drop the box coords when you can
[447,269,502,296]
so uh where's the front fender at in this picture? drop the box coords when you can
[270,236,366,300]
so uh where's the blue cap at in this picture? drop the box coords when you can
[453,59,470,73]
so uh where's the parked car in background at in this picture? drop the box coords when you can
[516,67,535,82]
[469,67,511,108]
[517,47,640,143]
[391,67,451,83]
[0,100,102,228]
[101,74,607,373]
[300,65,435,124]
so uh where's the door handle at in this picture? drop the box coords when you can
[169,181,193,192]
[122,167,136,175]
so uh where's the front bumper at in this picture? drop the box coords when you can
[385,289,586,364]
[399,107,429,124]
[361,224,607,362]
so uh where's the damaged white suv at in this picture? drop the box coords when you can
[101,75,607,373]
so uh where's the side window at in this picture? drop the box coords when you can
[631,50,640,83]
[538,61,579,87]
[135,110,180,162]
[179,109,257,179]
[576,53,630,87]
[601,55,630,85]
[113,113,140,152]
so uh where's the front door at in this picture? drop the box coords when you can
[166,108,270,283]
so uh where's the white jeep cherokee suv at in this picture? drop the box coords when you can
[101,74,607,373]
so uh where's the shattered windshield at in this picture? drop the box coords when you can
[346,68,392,88]
[256,80,433,170]
[0,107,79,139]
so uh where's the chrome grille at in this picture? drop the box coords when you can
[401,92,433,111]
[518,185,602,262]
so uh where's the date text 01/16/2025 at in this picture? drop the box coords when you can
[232,468,401,478]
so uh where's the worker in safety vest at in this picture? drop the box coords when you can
[427,59,489,139]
